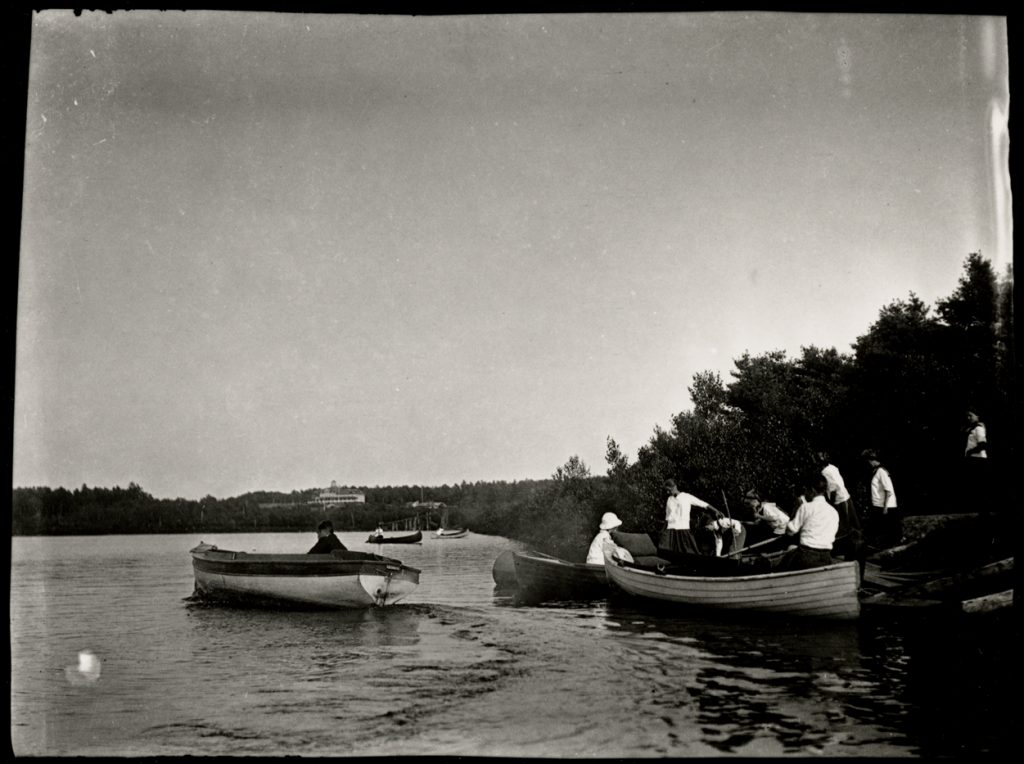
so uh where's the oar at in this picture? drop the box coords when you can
[724,536,787,557]
[720,489,732,522]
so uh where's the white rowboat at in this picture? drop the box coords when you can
[604,547,860,620]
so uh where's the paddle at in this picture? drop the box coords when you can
[724,535,788,557]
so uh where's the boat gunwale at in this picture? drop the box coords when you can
[513,550,605,573]
[609,554,859,585]
[189,545,421,576]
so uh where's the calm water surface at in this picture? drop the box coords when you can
[10,532,1013,757]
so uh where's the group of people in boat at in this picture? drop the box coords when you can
[586,445,911,575]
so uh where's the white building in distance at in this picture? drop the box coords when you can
[312,480,366,507]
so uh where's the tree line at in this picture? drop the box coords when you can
[12,254,1014,561]
[455,253,1015,559]
[10,482,473,536]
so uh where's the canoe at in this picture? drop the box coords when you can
[366,530,423,544]
[861,558,1014,615]
[492,549,518,589]
[512,550,608,603]
[433,528,469,539]
[189,542,420,608]
[603,547,860,620]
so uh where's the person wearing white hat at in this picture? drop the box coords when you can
[586,512,623,565]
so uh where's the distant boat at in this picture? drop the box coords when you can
[366,530,423,545]
[433,528,468,539]
[189,542,420,609]
[511,550,609,604]
[604,547,861,620]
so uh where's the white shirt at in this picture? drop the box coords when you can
[756,502,790,535]
[821,463,851,504]
[786,495,839,550]
[869,466,897,509]
[586,530,614,565]
[665,491,710,530]
[706,518,744,556]
[965,423,987,458]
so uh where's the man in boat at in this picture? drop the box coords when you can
[815,451,863,561]
[586,512,624,565]
[308,520,347,554]
[372,525,385,542]
[772,474,839,572]
[659,479,723,557]
[742,488,791,554]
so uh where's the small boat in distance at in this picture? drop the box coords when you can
[604,547,860,620]
[189,542,420,609]
[433,527,469,539]
[512,550,608,604]
[366,530,423,545]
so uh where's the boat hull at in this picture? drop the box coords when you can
[433,528,468,539]
[367,530,423,544]
[492,550,518,589]
[512,551,608,603]
[604,548,860,620]
[190,543,420,609]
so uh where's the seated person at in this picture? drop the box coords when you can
[772,474,839,572]
[308,520,347,554]
[742,488,792,554]
[587,512,626,565]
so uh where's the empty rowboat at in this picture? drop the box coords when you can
[433,528,469,539]
[366,530,423,544]
[512,550,609,604]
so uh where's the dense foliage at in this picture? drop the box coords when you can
[11,255,1015,561]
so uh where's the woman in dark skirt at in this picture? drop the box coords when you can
[658,479,722,558]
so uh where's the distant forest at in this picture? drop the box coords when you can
[12,254,1015,559]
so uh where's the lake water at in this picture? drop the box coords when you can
[10,532,1013,757]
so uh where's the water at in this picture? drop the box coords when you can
[10,532,1013,757]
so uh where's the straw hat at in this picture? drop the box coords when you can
[599,512,622,530]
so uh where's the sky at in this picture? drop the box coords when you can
[14,11,1011,499]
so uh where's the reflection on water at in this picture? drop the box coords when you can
[10,532,1013,757]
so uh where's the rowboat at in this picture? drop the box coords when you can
[603,547,860,620]
[433,527,469,539]
[366,530,423,544]
[492,550,518,590]
[861,557,1014,617]
[189,542,420,608]
[512,550,608,603]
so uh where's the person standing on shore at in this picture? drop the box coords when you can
[861,449,899,549]
[963,409,991,512]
